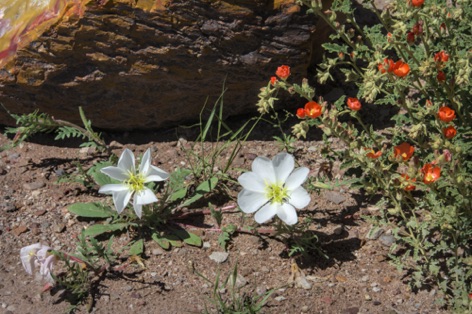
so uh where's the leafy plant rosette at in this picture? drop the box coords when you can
[258,0,471,310]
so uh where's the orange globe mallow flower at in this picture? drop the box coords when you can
[411,0,424,7]
[400,174,416,191]
[422,163,441,184]
[304,101,322,119]
[366,149,382,159]
[393,142,415,161]
[296,108,306,119]
[438,106,456,122]
[275,65,290,80]
[378,58,395,73]
[443,125,457,139]
[393,60,410,77]
[347,97,362,111]
[434,51,449,63]
[378,58,410,77]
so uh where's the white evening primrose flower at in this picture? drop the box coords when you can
[20,243,45,275]
[99,148,169,218]
[237,152,311,225]
[20,243,56,282]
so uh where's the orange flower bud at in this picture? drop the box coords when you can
[347,97,362,111]
[406,31,415,44]
[296,108,306,119]
[401,174,416,191]
[270,76,277,85]
[393,142,415,161]
[411,0,424,7]
[434,51,449,63]
[422,163,441,184]
[443,125,457,139]
[304,101,322,119]
[437,71,446,82]
[275,65,290,80]
[437,106,455,122]
[412,22,423,35]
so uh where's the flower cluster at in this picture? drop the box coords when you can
[437,106,457,139]
[20,243,56,283]
[296,101,322,119]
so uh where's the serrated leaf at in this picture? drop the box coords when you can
[83,223,128,237]
[152,233,170,250]
[129,239,144,256]
[172,229,202,247]
[68,202,115,218]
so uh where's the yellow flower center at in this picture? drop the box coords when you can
[425,173,434,183]
[265,182,288,204]
[126,172,145,192]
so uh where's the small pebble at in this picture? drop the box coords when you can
[152,248,164,256]
[23,181,45,191]
[365,294,372,301]
[373,300,381,306]
[209,251,229,264]
[274,296,286,302]
[372,286,382,293]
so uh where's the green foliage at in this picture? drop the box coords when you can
[262,0,472,310]
[218,224,237,251]
[68,203,116,218]
[2,106,109,153]
[194,264,274,314]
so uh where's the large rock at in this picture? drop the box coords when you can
[0,0,331,130]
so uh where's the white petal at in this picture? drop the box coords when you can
[144,165,170,182]
[238,172,266,192]
[36,246,51,262]
[237,189,268,213]
[277,203,298,225]
[117,149,136,173]
[135,188,158,205]
[99,184,129,194]
[273,153,294,183]
[252,156,276,183]
[288,187,311,209]
[254,203,278,224]
[112,190,133,214]
[133,197,143,218]
[100,166,129,181]
[139,148,152,175]
[284,167,309,190]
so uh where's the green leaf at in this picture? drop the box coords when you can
[83,223,128,237]
[129,239,144,256]
[172,229,202,247]
[165,234,183,248]
[152,233,170,250]
[87,161,115,186]
[68,203,115,218]
[181,177,219,207]
[169,187,187,202]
